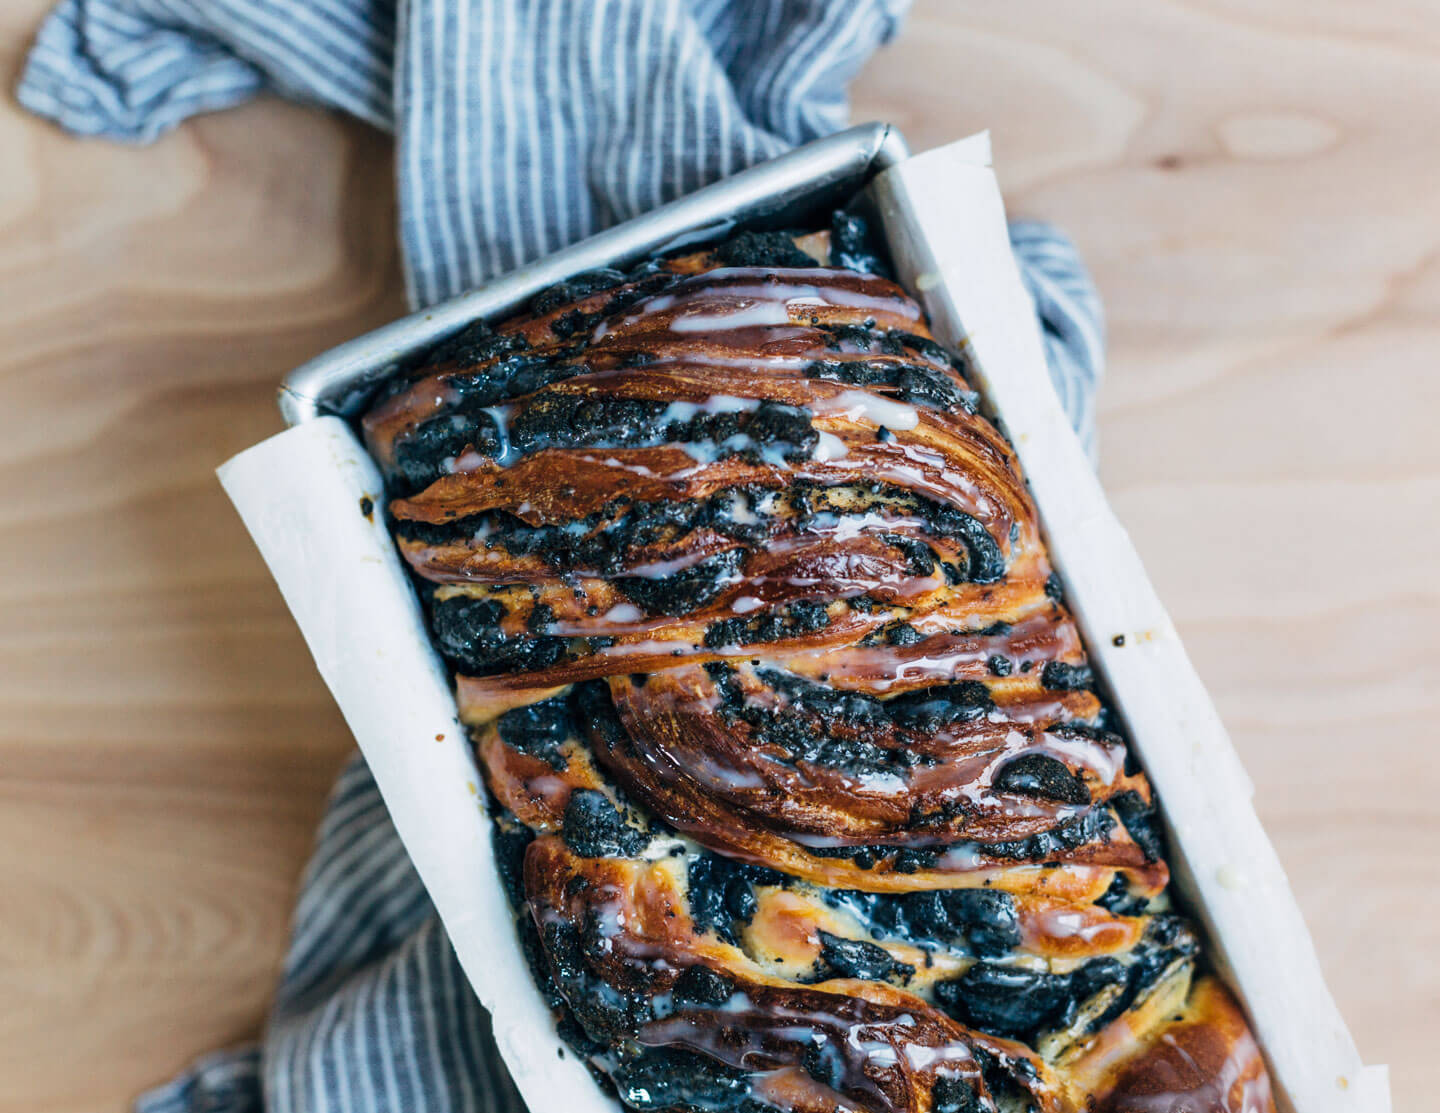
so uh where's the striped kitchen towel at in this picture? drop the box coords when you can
[16,3,1107,1111]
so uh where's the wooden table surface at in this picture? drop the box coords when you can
[2,1,1431,1109]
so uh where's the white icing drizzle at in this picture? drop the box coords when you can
[624,551,729,579]
[1036,731,1123,785]
[680,433,798,467]
[643,351,812,372]
[935,844,983,871]
[482,404,519,465]
[697,268,922,321]
[442,405,517,472]
[1033,906,1120,945]
[609,268,919,340]
[668,300,793,333]
[659,395,759,424]
[813,431,850,461]
[819,390,920,431]
[902,1042,978,1073]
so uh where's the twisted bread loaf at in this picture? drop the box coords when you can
[363,217,1274,1113]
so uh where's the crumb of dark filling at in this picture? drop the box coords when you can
[813,930,915,984]
[561,790,649,859]
[708,230,816,269]
[1040,660,1094,691]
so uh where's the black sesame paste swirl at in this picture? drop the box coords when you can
[365,217,1275,1113]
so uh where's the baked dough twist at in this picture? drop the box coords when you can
[363,217,1275,1113]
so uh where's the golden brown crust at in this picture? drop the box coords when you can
[1081,978,1274,1113]
[366,226,1274,1113]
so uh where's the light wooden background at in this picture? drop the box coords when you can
[1,1,1431,1110]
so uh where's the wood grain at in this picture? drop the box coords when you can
[0,0,1429,1109]
[0,3,405,1109]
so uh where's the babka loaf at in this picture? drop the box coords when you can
[361,215,1275,1113]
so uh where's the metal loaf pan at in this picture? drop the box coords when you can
[251,122,1386,1113]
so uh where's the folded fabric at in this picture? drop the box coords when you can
[16,2,1106,1110]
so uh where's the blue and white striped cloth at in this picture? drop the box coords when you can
[17,3,1106,1111]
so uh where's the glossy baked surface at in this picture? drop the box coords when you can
[363,220,1275,1113]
